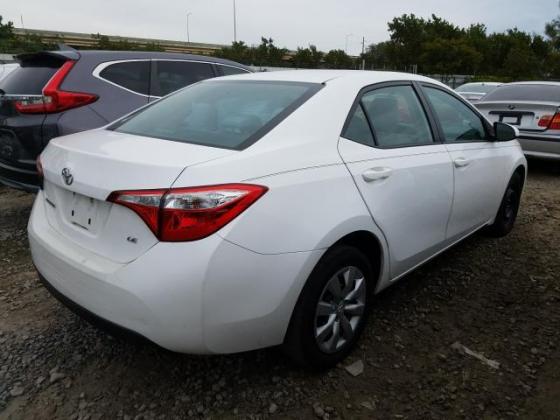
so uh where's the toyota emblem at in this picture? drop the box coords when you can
[61,168,74,186]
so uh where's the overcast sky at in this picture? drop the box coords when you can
[3,0,558,55]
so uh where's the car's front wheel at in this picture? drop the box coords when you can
[282,245,373,369]
[485,172,523,237]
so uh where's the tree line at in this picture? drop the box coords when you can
[1,8,559,80]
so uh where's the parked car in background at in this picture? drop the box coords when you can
[455,82,502,103]
[0,50,251,191]
[29,70,526,368]
[0,62,19,82]
[476,82,560,160]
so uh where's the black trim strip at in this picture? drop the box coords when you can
[519,135,560,142]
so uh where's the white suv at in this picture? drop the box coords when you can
[29,70,527,368]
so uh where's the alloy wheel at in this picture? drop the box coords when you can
[314,266,366,354]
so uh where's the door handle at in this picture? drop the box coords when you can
[453,157,471,168]
[362,167,393,182]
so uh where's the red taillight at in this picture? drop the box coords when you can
[538,113,560,130]
[15,61,98,114]
[108,184,268,242]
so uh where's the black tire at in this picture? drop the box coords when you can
[484,172,523,237]
[282,245,374,370]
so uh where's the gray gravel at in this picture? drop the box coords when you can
[1,159,559,419]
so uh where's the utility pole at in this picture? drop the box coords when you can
[345,33,353,53]
[233,0,237,42]
[186,12,192,43]
[361,36,366,70]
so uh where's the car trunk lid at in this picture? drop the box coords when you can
[39,129,236,263]
[477,101,560,132]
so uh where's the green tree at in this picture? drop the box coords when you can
[0,15,53,53]
[91,34,139,51]
[213,41,251,64]
[292,45,323,68]
[323,49,353,69]
[362,41,392,70]
[252,37,287,67]
[421,38,482,75]
[546,2,560,50]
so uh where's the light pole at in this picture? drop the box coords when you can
[345,33,353,54]
[186,12,192,43]
[233,0,237,42]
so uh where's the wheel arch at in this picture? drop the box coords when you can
[512,164,526,190]
[329,230,385,293]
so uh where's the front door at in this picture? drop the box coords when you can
[420,85,509,241]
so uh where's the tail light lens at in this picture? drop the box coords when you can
[15,61,98,114]
[108,184,268,242]
[538,113,560,130]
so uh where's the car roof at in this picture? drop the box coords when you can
[505,81,560,87]
[213,69,447,87]
[460,82,502,86]
[17,49,251,71]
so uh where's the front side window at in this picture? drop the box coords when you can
[424,87,486,142]
[99,61,151,95]
[360,85,434,148]
[112,80,321,150]
[154,61,215,96]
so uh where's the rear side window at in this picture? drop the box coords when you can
[112,80,322,150]
[343,105,374,147]
[99,61,151,95]
[154,61,215,96]
[0,59,61,94]
[424,87,486,142]
[360,85,434,148]
[483,84,560,102]
[218,65,250,76]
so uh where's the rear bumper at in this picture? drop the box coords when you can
[28,191,321,354]
[0,160,40,192]
[518,133,560,160]
[37,271,155,346]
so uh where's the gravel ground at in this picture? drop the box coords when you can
[1,159,559,420]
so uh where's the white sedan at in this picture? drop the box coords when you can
[29,70,526,368]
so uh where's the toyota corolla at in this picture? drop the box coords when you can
[29,70,527,368]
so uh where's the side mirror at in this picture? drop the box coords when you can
[494,122,519,142]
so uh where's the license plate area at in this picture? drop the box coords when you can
[501,115,520,125]
[68,192,98,231]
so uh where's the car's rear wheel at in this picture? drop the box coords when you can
[282,245,373,369]
[485,172,523,237]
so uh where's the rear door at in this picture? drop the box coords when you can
[150,60,216,99]
[420,84,510,240]
[338,82,454,278]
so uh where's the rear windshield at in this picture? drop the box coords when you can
[0,58,62,95]
[111,80,322,150]
[483,84,560,102]
[456,84,498,94]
